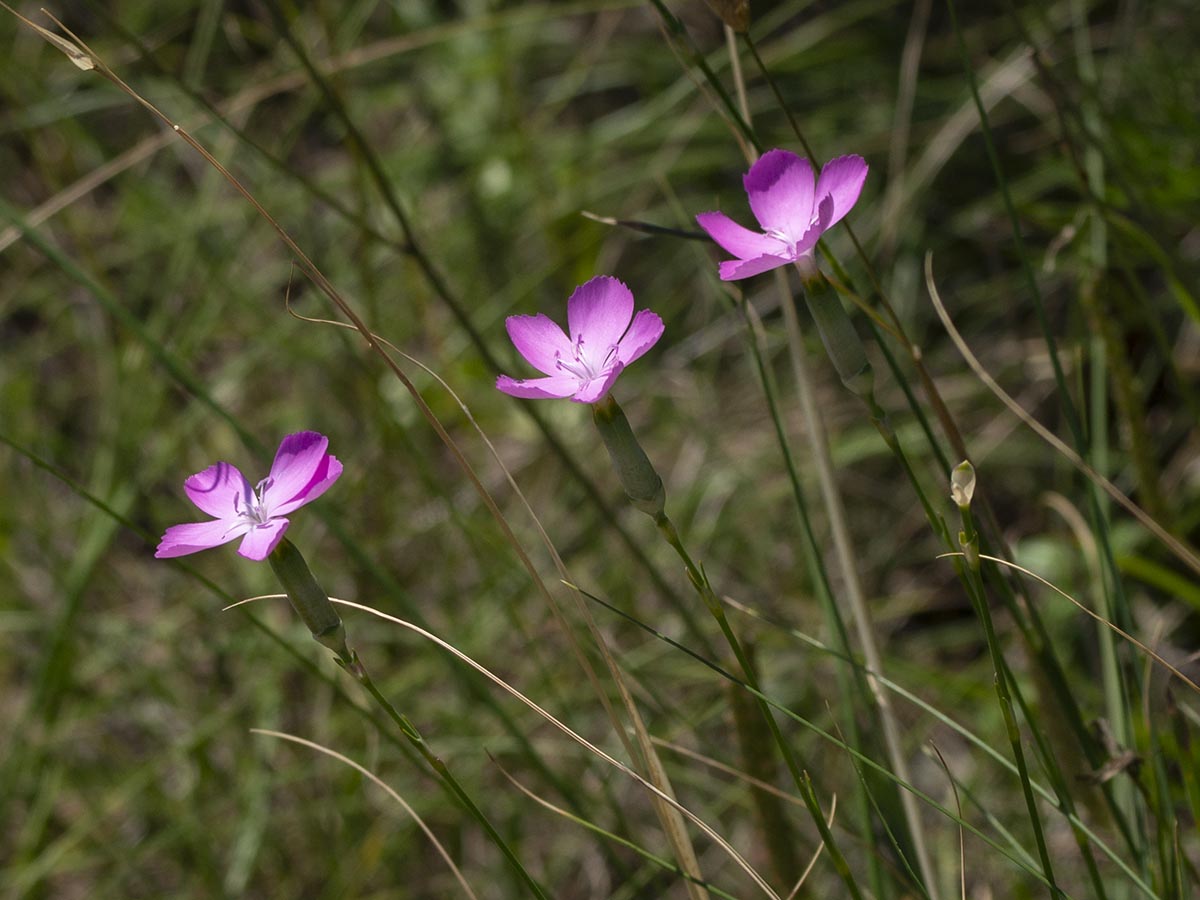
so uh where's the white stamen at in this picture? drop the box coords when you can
[554,336,619,383]
[765,204,825,257]
[236,478,273,526]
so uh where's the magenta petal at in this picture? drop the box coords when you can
[718,254,790,281]
[572,363,625,404]
[505,313,573,376]
[791,195,834,258]
[496,373,580,399]
[745,149,815,240]
[155,518,250,558]
[695,212,786,260]
[237,518,290,561]
[271,454,342,517]
[263,432,333,511]
[184,462,253,518]
[566,276,634,350]
[615,309,664,366]
[814,154,868,229]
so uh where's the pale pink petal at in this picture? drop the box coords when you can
[695,212,787,260]
[262,432,338,513]
[155,518,250,558]
[566,276,634,350]
[505,314,573,376]
[718,254,791,281]
[572,363,625,404]
[791,195,834,258]
[184,462,253,518]
[237,518,290,561]
[615,310,664,367]
[496,373,581,399]
[745,149,814,241]
[813,155,868,228]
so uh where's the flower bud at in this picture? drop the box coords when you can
[951,460,976,509]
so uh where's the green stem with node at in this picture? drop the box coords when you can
[951,463,1061,899]
[592,393,865,900]
[267,539,549,900]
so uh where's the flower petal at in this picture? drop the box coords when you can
[695,212,786,260]
[155,518,250,558]
[572,363,625,404]
[744,149,814,240]
[814,154,868,228]
[237,518,290,561]
[271,454,343,517]
[790,195,834,258]
[566,276,634,350]
[496,373,581,399]
[615,309,664,367]
[184,462,253,518]
[262,432,340,514]
[718,254,791,281]
[505,313,573,376]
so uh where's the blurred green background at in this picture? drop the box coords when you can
[2,1,1197,897]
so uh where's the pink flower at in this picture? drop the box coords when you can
[155,431,342,561]
[696,149,868,280]
[496,276,664,403]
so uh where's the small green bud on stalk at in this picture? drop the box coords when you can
[951,460,980,571]
[951,460,977,509]
[268,537,353,665]
[591,394,666,518]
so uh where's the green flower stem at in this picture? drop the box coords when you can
[727,665,801,886]
[947,4,1146,851]
[809,248,1132,866]
[789,269,941,899]
[0,196,604,850]
[588,395,864,897]
[733,288,883,890]
[655,512,865,900]
[347,660,549,900]
[952,465,1062,899]
[956,460,1111,898]
[267,540,548,900]
[721,36,1137,869]
[950,463,979,570]
[646,0,759,153]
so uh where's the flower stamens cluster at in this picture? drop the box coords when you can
[553,336,619,383]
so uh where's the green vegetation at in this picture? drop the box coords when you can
[2,1,1197,897]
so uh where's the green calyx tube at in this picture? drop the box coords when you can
[798,266,875,403]
[268,537,352,663]
[591,394,666,519]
